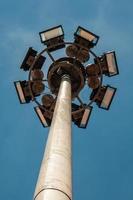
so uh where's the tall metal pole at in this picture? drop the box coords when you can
[34,75,72,200]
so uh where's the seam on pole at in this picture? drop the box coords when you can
[34,187,72,200]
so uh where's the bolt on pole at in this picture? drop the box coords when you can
[34,75,72,200]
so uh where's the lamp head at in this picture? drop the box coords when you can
[74,26,99,49]
[90,85,116,110]
[72,104,92,128]
[14,81,31,103]
[20,47,46,71]
[95,51,119,77]
[39,25,65,52]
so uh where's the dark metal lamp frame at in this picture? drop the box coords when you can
[14,26,118,128]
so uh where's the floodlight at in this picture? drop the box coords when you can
[74,26,99,49]
[32,81,45,95]
[72,104,92,128]
[20,47,37,71]
[20,47,46,71]
[66,45,78,57]
[86,64,100,76]
[14,80,45,103]
[39,25,65,52]
[42,94,54,108]
[95,51,119,77]
[88,76,100,89]
[77,49,90,63]
[34,106,51,127]
[90,85,116,110]
[14,81,31,103]
[31,69,44,81]
[66,45,89,62]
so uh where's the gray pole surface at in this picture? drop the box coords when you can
[34,75,72,200]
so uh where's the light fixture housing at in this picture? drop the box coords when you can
[74,26,99,49]
[34,106,52,127]
[66,44,90,63]
[20,47,37,71]
[33,55,46,70]
[14,81,31,104]
[20,47,46,71]
[79,106,92,128]
[95,51,119,77]
[39,25,65,52]
[86,64,100,76]
[31,69,44,81]
[31,81,45,95]
[14,80,45,104]
[90,85,117,110]
[72,104,92,128]
[87,76,100,89]
[41,94,54,108]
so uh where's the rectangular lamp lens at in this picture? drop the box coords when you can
[106,52,118,76]
[14,82,26,103]
[100,86,116,109]
[76,26,99,44]
[35,107,49,127]
[40,26,63,42]
[77,28,95,42]
[80,107,92,128]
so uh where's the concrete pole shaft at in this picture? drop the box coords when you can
[34,75,72,200]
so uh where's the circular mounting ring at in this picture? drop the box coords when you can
[28,41,103,113]
[47,57,86,99]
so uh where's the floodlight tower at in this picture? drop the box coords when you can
[14,25,119,200]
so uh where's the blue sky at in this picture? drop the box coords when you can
[0,0,133,199]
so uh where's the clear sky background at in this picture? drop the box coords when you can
[0,0,133,199]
